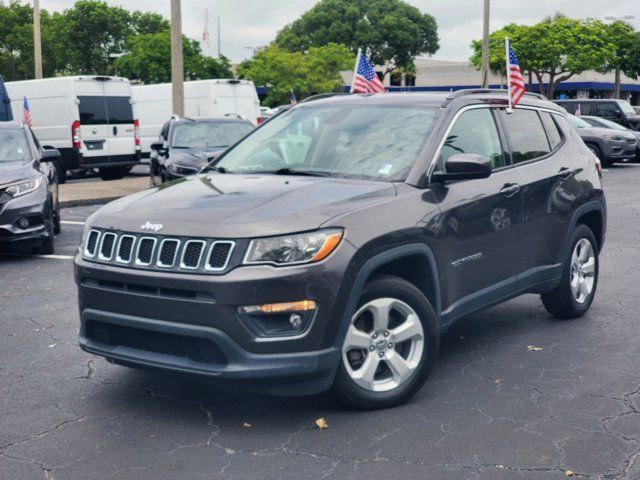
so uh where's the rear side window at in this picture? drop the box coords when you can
[78,96,107,125]
[540,112,563,149]
[78,96,133,125]
[595,102,620,118]
[501,109,550,163]
[106,97,133,124]
[440,108,506,169]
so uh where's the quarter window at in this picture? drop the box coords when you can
[500,109,550,163]
[439,108,506,169]
[540,112,563,149]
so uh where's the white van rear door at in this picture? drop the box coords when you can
[77,81,111,159]
[103,80,135,158]
[213,81,260,124]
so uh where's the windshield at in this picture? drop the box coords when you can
[585,117,628,131]
[618,100,636,116]
[0,130,31,163]
[215,104,439,181]
[567,114,591,129]
[171,121,254,149]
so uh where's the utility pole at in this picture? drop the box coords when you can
[217,17,221,58]
[481,0,490,88]
[170,0,184,116]
[33,0,43,79]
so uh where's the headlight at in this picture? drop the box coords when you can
[169,163,199,175]
[5,176,43,197]
[244,229,343,266]
[603,133,624,142]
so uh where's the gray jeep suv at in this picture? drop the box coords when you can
[75,90,606,409]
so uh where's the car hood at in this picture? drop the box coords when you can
[171,148,225,166]
[0,161,37,186]
[91,173,397,238]
[577,127,635,141]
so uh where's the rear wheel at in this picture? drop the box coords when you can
[332,275,439,409]
[99,167,126,181]
[541,224,598,318]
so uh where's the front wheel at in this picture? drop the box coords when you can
[332,275,439,409]
[541,224,598,318]
[99,167,126,181]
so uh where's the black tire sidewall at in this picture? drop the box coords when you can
[332,275,439,409]
[558,225,599,315]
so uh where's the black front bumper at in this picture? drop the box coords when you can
[0,185,51,243]
[74,241,357,395]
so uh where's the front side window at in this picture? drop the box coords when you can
[0,130,31,163]
[617,100,637,116]
[216,104,440,181]
[500,109,550,163]
[596,103,621,118]
[439,108,506,169]
[540,112,563,149]
[171,122,254,149]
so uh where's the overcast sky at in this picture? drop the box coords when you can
[37,0,640,62]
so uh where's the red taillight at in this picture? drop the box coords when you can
[257,117,263,125]
[71,120,81,149]
[133,119,140,146]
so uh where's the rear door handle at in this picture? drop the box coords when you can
[500,184,521,197]
[113,126,118,135]
[557,167,574,179]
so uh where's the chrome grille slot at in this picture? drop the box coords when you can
[98,232,117,261]
[85,230,100,257]
[116,235,135,263]
[157,239,180,268]
[180,240,206,269]
[206,241,234,271]
[135,237,157,266]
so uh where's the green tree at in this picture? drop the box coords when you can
[238,43,354,106]
[114,30,232,84]
[130,11,169,35]
[275,0,438,76]
[603,21,639,98]
[470,15,613,99]
[60,0,133,75]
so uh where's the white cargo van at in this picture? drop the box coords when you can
[6,76,140,181]
[132,79,260,157]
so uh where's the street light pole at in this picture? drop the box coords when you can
[481,0,490,88]
[33,0,43,79]
[170,0,184,116]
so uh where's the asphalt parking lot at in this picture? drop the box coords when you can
[1,165,640,480]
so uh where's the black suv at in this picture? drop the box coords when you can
[75,90,606,409]
[149,117,254,185]
[555,99,640,131]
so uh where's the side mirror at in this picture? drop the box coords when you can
[431,153,492,182]
[41,148,61,162]
[150,141,165,152]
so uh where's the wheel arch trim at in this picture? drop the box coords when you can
[561,200,606,260]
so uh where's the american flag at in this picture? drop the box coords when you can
[22,96,32,127]
[507,45,525,108]
[290,89,297,105]
[350,51,386,94]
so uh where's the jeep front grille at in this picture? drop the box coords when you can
[82,229,236,274]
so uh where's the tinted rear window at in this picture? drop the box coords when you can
[78,96,133,125]
[501,109,550,163]
[78,96,107,125]
[540,112,563,149]
[106,96,133,124]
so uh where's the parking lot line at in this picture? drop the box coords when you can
[0,253,74,260]
[61,220,85,225]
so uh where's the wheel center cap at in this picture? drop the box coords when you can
[375,339,387,352]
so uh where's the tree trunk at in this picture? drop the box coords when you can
[547,74,556,99]
[615,68,621,99]
[534,72,547,98]
[528,70,533,92]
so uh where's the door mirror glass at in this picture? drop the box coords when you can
[432,154,492,182]
[150,141,164,152]
[41,148,61,162]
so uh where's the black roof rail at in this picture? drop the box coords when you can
[299,92,347,104]
[442,88,547,106]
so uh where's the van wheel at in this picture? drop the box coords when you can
[541,224,598,319]
[332,275,439,409]
[55,163,67,184]
[99,167,125,181]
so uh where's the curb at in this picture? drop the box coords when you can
[60,196,121,208]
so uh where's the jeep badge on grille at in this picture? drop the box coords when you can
[140,221,163,232]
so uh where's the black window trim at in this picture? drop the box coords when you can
[495,105,566,168]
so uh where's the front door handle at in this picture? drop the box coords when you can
[500,183,521,197]
[557,167,574,179]
[113,126,118,135]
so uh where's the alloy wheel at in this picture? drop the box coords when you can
[570,238,596,304]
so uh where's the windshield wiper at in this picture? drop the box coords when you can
[203,165,232,174]
[262,167,332,177]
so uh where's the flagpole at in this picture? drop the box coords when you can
[350,48,362,94]
[505,37,512,114]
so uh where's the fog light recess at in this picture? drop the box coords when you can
[239,301,317,337]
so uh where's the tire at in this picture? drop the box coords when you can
[99,167,126,181]
[33,209,55,255]
[53,202,61,235]
[332,275,439,409]
[588,144,612,168]
[55,162,67,184]
[541,224,598,319]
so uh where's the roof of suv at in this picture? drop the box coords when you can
[299,89,565,113]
